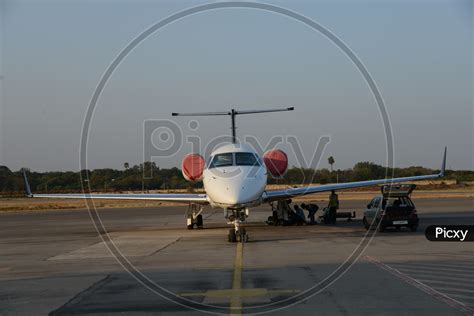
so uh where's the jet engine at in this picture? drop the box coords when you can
[182,153,205,181]
[263,149,288,177]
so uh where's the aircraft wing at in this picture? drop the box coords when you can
[263,147,447,202]
[22,172,209,204]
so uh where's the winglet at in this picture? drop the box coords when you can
[22,169,33,197]
[440,146,447,177]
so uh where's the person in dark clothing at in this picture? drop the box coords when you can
[293,205,307,225]
[328,190,339,224]
[285,208,296,226]
[276,199,293,224]
[266,210,279,226]
[301,203,319,225]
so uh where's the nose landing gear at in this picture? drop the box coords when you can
[226,208,249,243]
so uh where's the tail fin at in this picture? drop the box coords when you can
[440,147,447,177]
[22,169,33,197]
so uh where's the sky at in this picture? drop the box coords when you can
[1,0,472,172]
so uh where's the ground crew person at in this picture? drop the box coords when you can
[293,205,306,225]
[328,190,339,224]
[301,203,319,225]
[266,208,279,226]
[276,199,293,225]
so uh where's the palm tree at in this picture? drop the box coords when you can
[328,156,335,172]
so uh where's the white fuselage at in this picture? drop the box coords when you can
[202,143,267,209]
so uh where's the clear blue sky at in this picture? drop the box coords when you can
[1,0,472,171]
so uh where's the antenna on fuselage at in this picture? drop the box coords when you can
[172,107,294,144]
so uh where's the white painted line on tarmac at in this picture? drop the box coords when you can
[404,273,474,283]
[395,262,474,271]
[418,279,474,288]
[448,294,474,302]
[392,264,474,274]
[395,267,474,278]
[434,286,474,299]
[365,256,474,315]
[430,286,474,294]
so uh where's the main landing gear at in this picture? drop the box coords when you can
[186,204,204,229]
[226,208,249,243]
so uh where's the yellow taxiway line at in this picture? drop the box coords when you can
[178,241,301,314]
[230,242,244,315]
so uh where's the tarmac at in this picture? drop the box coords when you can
[0,198,473,315]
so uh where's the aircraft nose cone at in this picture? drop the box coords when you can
[204,166,266,206]
[225,184,247,205]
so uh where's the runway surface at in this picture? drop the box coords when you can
[0,198,473,315]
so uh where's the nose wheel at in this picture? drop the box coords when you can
[228,229,236,242]
[228,228,248,243]
[227,209,249,243]
[238,228,248,242]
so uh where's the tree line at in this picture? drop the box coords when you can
[0,161,472,194]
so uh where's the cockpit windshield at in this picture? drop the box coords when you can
[209,153,233,168]
[208,152,260,168]
[235,152,260,166]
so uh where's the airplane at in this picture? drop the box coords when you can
[22,107,447,242]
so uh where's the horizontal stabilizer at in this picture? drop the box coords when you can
[172,107,294,117]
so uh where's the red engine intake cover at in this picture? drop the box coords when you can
[182,154,205,182]
[263,149,288,177]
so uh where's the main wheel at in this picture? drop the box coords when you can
[196,214,203,229]
[378,224,385,232]
[228,229,237,242]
